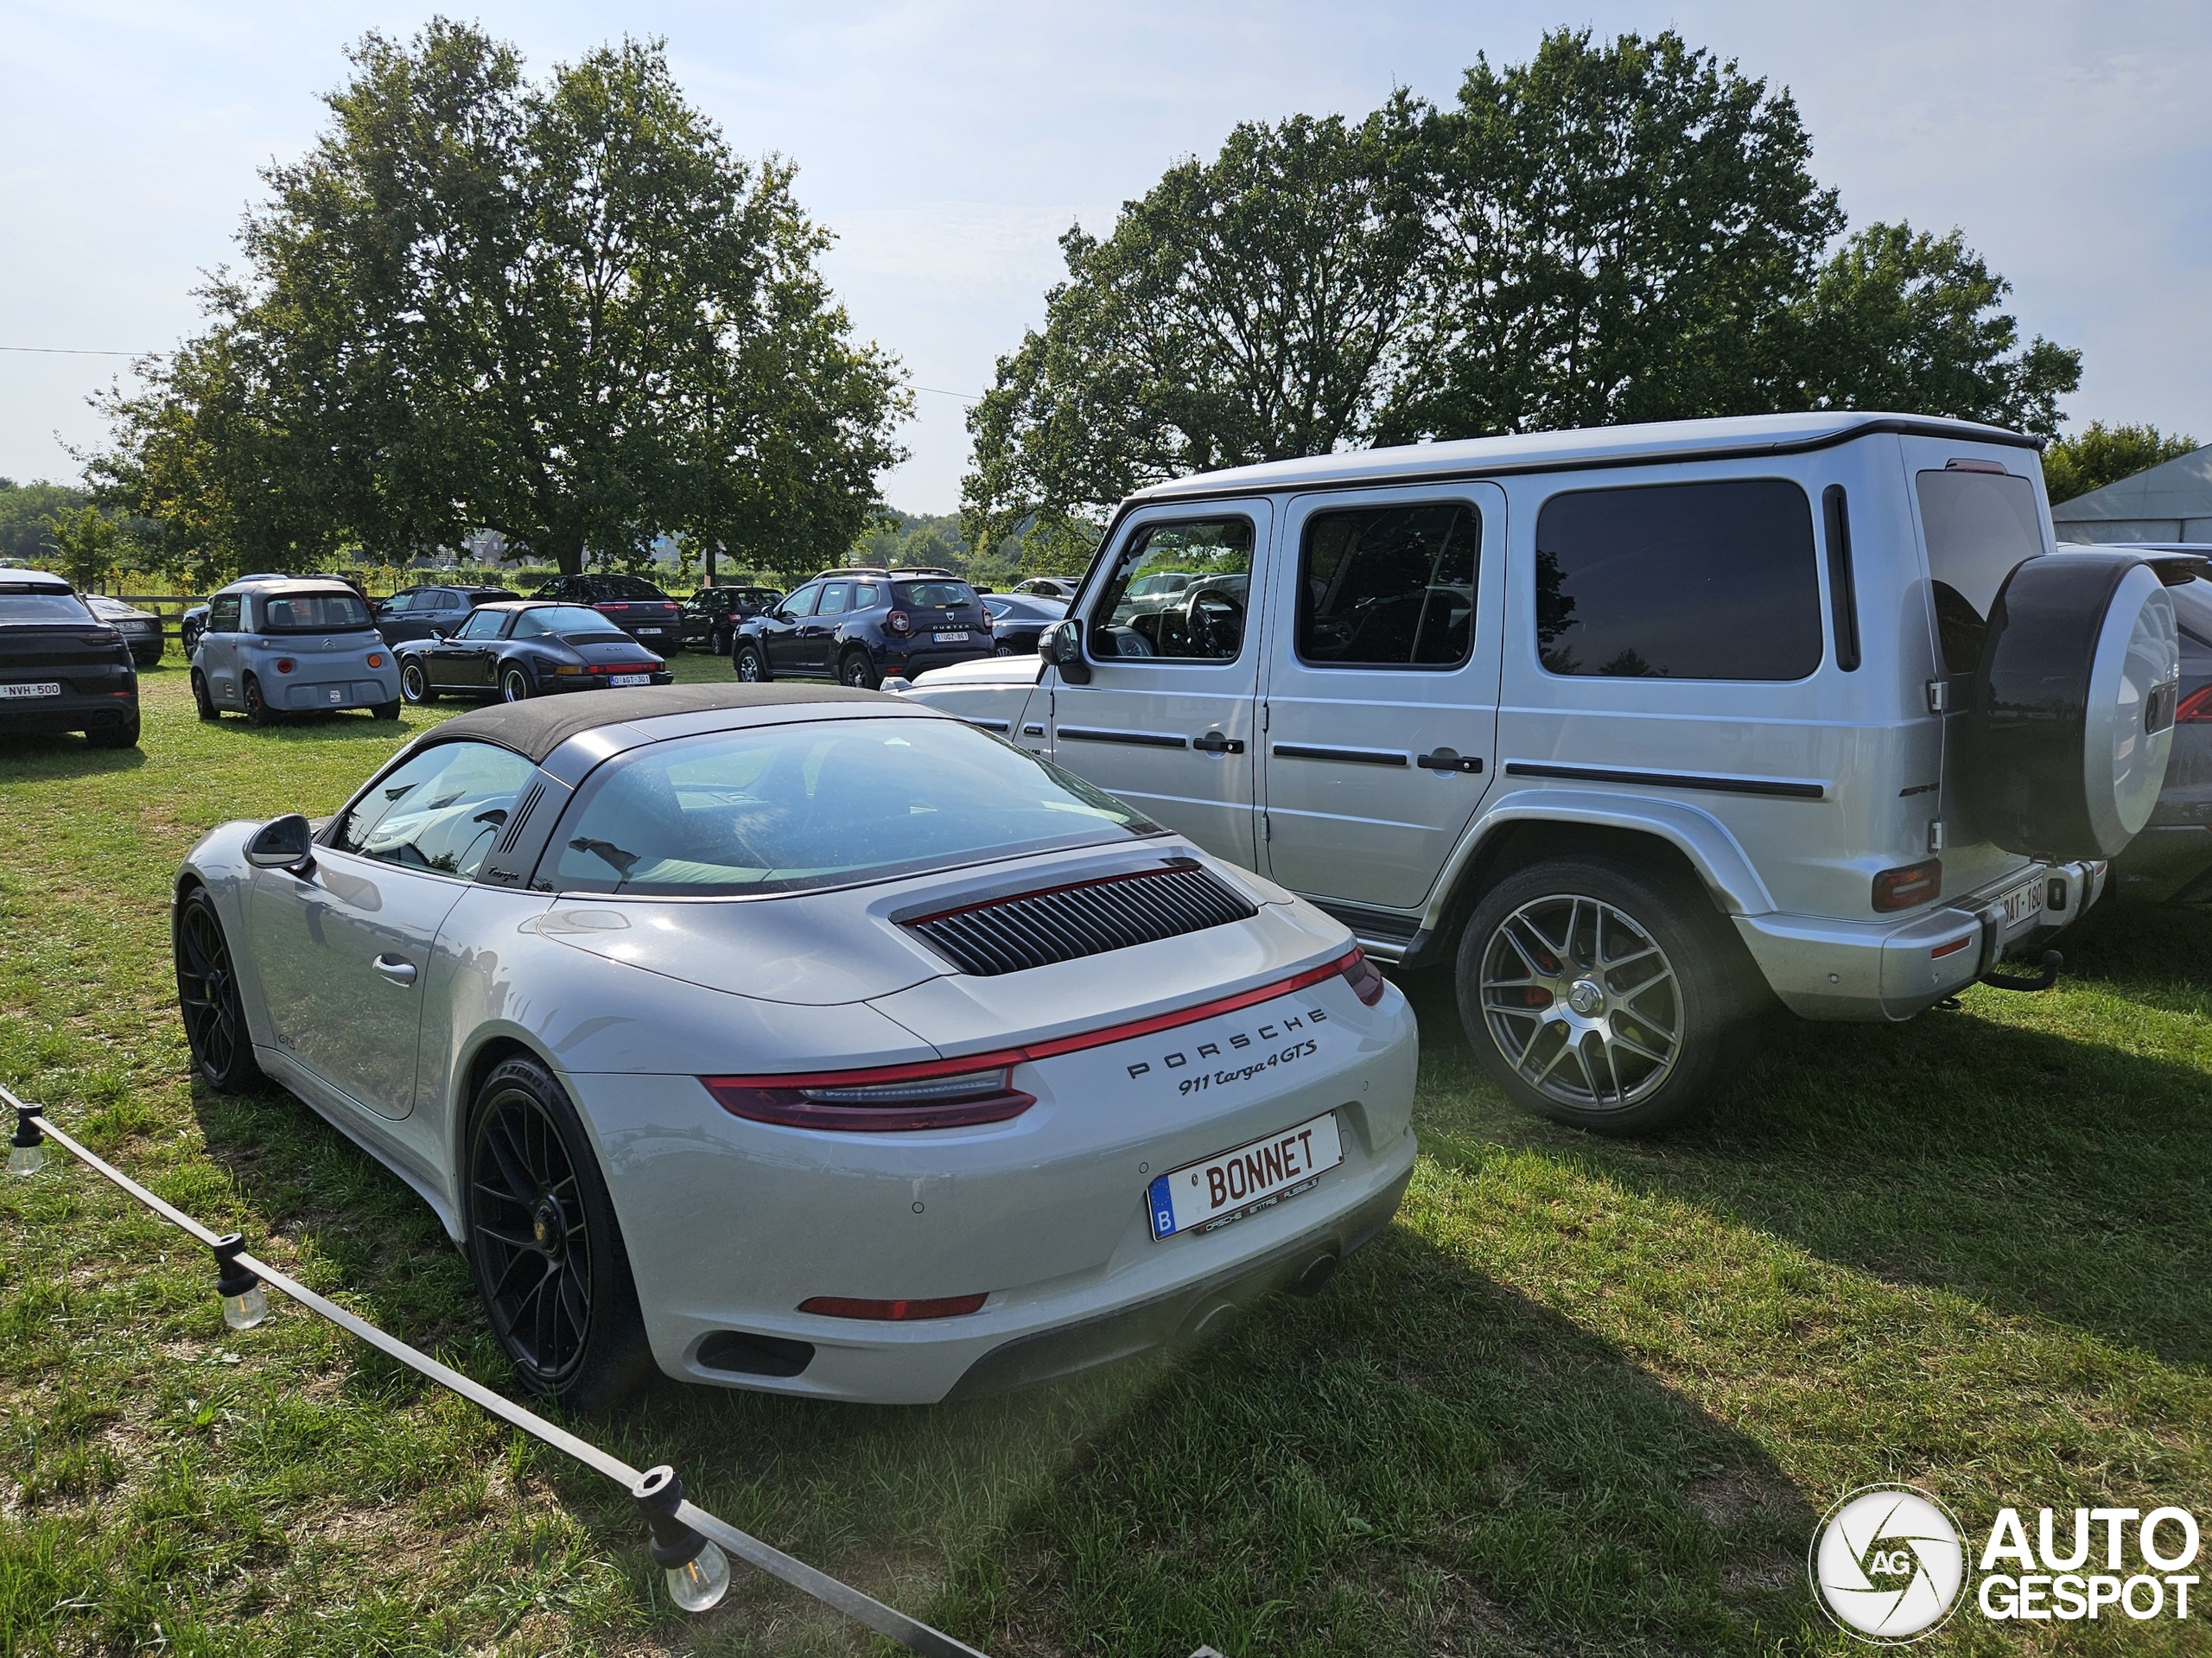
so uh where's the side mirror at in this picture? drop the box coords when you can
[245,813,315,874]
[1039,619,1090,684]
[429,627,446,641]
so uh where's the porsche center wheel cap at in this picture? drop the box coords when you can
[1567,979,1606,1016]
[532,1200,564,1256]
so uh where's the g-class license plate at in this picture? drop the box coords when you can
[0,682,60,698]
[609,673,649,687]
[2000,876,2044,927]
[1147,1110,1342,1241]
[932,631,969,643]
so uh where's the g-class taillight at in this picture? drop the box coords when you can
[1872,859,1942,912]
[2176,684,2212,724]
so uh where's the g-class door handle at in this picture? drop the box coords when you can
[372,955,418,987]
[1192,731,1245,755]
[1417,748,1484,775]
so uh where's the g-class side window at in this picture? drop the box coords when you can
[1298,504,1478,669]
[1092,517,1254,662]
[1915,468,2044,673]
[1534,479,1821,680]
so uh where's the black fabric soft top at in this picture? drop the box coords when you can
[415,682,897,764]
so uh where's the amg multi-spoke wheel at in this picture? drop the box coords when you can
[1478,894,1681,1108]
[465,1056,647,1409]
[1456,857,1759,1135]
[174,887,262,1092]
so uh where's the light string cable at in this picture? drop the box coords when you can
[2,1083,988,1658]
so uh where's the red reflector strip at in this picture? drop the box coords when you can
[799,1293,986,1321]
[702,950,1363,1124]
[2177,684,2212,723]
[1930,935,1974,960]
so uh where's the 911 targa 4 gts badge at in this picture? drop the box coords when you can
[1123,1006,1331,1092]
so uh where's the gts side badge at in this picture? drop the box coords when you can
[1127,1007,1328,1078]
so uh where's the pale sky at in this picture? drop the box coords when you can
[3,1,2208,518]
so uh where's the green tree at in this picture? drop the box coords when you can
[1382,30,1841,439]
[41,505,124,592]
[2041,420,2200,505]
[0,480,89,565]
[963,96,1429,562]
[1790,224,2080,439]
[92,21,905,581]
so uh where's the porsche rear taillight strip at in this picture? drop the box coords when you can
[702,948,1369,1130]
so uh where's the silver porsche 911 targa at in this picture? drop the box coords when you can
[172,685,1418,1407]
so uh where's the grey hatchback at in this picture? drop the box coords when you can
[191,578,403,726]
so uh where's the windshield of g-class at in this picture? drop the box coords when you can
[547,716,1160,896]
[260,591,373,632]
[1916,469,2044,672]
[0,588,93,623]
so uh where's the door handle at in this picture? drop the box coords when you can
[1417,748,1484,775]
[1191,731,1246,755]
[372,954,418,987]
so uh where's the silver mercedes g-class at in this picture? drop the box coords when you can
[898,412,2185,1134]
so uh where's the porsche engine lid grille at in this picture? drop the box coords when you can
[902,861,1257,977]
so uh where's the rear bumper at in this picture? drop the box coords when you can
[0,686,137,734]
[282,672,400,710]
[1734,859,2104,1021]
[541,671,675,694]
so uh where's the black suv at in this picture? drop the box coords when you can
[372,583,521,645]
[681,585,785,655]
[0,570,139,748]
[730,569,991,688]
[532,573,683,653]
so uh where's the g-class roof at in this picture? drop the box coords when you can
[1131,412,2037,505]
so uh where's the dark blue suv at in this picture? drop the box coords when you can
[729,569,991,688]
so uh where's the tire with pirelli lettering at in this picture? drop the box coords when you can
[1454,856,1758,1136]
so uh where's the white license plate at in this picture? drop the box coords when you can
[932,631,969,643]
[1147,1110,1342,1241]
[327,689,344,703]
[0,682,61,698]
[2000,875,2044,926]
[608,673,649,687]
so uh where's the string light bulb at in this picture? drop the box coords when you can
[634,1464,732,1613]
[8,1103,43,1178]
[209,1233,269,1331]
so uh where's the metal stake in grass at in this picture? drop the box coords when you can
[8,1102,43,1178]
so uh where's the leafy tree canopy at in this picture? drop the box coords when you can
[0,479,87,567]
[965,28,2082,553]
[90,20,907,583]
[2041,420,2200,505]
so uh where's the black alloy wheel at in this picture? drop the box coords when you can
[464,1057,647,1407]
[174,887,262,1092]
[995,642,1016,657]
[401,660,435,703]
[712,625,731,657]
[839,648,879,689]
[242,675,274,727]
[192,670,219,721]
[500,665,532,702]
[733,642,768,683]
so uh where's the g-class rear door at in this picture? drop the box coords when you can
[1049,501,1270,867]
[1260,483,1506,920]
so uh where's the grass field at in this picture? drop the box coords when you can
[1,655,2208,1656]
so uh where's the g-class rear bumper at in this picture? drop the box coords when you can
[1732,860,2107,1022]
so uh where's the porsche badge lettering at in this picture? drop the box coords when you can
[1126,1007,1328,1083]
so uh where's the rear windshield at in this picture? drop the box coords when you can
[547,716,1160,897]
[1535,480,1822,680]
[512,607,628,640]
[594,575,670,600]
[893,581,975,610]
[0,590,92,623]
[1916,470,2044,673]
[260,592,373,633]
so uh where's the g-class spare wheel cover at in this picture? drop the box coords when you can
[1967,551,2180,859]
